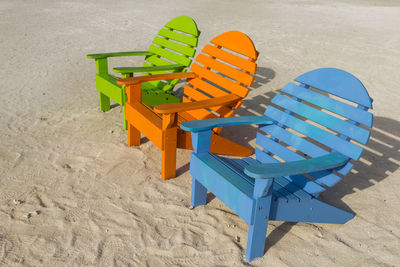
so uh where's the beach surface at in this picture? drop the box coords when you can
[1,0,400,266]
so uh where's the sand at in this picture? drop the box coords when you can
[1,0,400,266]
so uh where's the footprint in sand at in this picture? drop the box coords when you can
[23,210,41,219]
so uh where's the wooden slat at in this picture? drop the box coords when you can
[255,133,341,188]
[188,77,230,98]
[190,63,249,98]
[226,157,312,201]
[256,132,305,161]
[184,86,210,101]
[182,95,216,120]
[152,36,195,57]
[202,44,256,73]
[145,55,176,66]
[294,68,372,108]
[149,45,191,66]
[210,31,257,59]
[281,83,372,127]
[118,72,196,85]
[260,124,327,157]
[264,106,363,160]
[255,148,326,195]
[195,54,254,86]
[259,125,353,187]
[273,94,371,144]
[154,94,240,114]
[158,28,198,47]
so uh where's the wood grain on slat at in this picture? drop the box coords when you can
[210,31,258,60]
[188,78,230,98]
[195,53,254,86]
[145,55,176,66]
[152,36,195,57]
[158,28,198,47]
[281,83,373,127]
[264,106,363,160]
[154,94,241,114]
[149,45,191,66]
[190,63,249,97]
[273,94,371,144]
[202,45,256,73]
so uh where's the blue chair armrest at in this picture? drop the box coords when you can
[180,116,274,132]
[244,152,349,179]
[113,64,185,74]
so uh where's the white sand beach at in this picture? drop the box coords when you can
[1,0,399,266]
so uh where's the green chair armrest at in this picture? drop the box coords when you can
[244,153,349,179]
[113,64,185,74]
[86,51,152,59]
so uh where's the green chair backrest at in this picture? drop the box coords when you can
[143,16,200,92]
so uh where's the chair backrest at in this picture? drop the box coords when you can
[183,31,258,122]
[144,16,200,91]
[256,68,373,195]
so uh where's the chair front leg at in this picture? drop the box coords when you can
[161,113,178,180]
[126,83,142,146]
[121,73,133,130]
[95,58,111,111]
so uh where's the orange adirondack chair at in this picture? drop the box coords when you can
[117,31,259,179]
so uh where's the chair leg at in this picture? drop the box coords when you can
[246,195,272,262]
[128,123,140,146]
[161,128,177,180]
[191,178,207,207]
[99,92,111,112]
[123,105,128,130]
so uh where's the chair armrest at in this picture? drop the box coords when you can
[180,116,274,132]
[86,51,152,59]
[154,94,241,114]
[113,64,185,74]
[117,72,197,85]
[244,153,349,179]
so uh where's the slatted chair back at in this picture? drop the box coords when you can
[257,68,373,196]
[143,16,200,92]
[183,31,258,125]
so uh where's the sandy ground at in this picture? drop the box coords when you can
[1,0,400,266]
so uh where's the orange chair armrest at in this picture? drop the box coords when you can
[117,72,197,85]
[154,94,241,114]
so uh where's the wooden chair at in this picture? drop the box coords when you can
[117,31,259,179]
[180,68,373,261]
[86,16,200,129]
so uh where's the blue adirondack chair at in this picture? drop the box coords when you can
[180,68,373,261]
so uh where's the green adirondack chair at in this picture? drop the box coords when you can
[87,16,200,129]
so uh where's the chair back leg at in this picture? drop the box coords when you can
[99,92,110,112]
[191,177,207,207]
